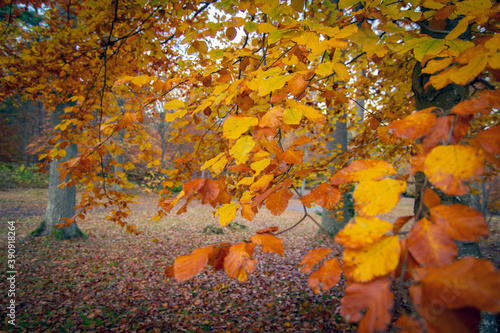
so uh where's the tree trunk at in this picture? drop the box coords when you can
[32,103,85,239]
[112,129,125,192]
[321,118,350,236]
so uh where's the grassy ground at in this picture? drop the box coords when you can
[0,188,498,332]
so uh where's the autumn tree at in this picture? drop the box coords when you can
[1,0,500,332]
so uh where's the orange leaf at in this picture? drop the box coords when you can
[283,148,304,164]
[256,226,279,234]
[407,217,457,267]
[393,315,425,333]
[417,257,500,312]
[299,248,332,274]
[395,239,420,281]
[477,124,500,154]
[423,187,441,209]
[241,203,256,221]
[265,186,293,215]
[451,90,500,116]
[183,178,206,197]
[353,179,406,216]
[300,183,340,210]
[226,26,237,40]
[259,106,283,128]
[288,73,307,97]
[424,145,484,196]
[251,234,284,256]
[340,277,394,333]
[430,204,488,242]
[290,135,312,147]
[335,216,393,249]
[411,155,426,173]
[388,108,437,140]
[308,258,342,294]
[330,159,396,185]
[343,236,400,282]
[224,242,257,282]
[208,243,231,272]
[198,179,220,204]
[164,264,174,278]
[393,215,413,234]
[174,245,215,282]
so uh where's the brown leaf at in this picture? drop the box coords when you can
[416,257,500,313]
[330,159,396,185]
[208,243,231,272]
[288,73,307,97]
[477,124,500,154]
[308,258,342,294]
[174,245,215,282]
[451,90,500,115]
[265,186,293,215]
[283,148,304,164]
[256,226,279,234]
[251,234,284,256]
[299,248,332,274]
[198,179,220,204]
[423,187,441,209]
[430,204,488,242]
[226,26,237,40]
[223,242,257,282]
[340,277,394,333]
[407,217,457,267]
[388,108,437,140]
[300,183,341,210]
[393,215,413,234]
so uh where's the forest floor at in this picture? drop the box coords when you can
[0,188,498,333]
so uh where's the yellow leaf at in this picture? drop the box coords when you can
[251,158,271,176]
[223,115,258,140]
[250,174,274,191]
[283,107,303,125]
[259,106,283,128]
[316,62,334,76]
[212,155,228,174]
[335,217,393,249]
[165,109,187,122]
[163,99,185,110]
[237,176,255,186]
[422,57,453,74]
[353,179,406,216]
[449,56,488,85]
[258,23,277,34]
[445,16,471,41]
[343,236,401,282]
[424,145,484,196]
[258,74,289,97]
[287,99,325,123]
[215,202,241,226]
[201,153,225,170]
[129,75,154,87]
[332,62,350,82]
[229,135,256,165]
